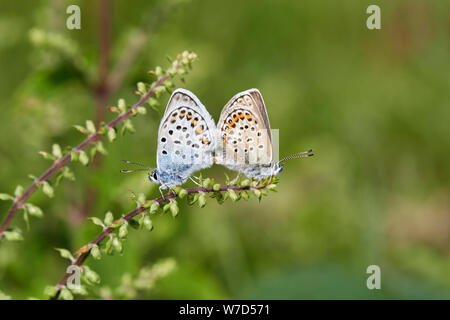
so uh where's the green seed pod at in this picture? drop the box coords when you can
[104,237,114,255]
[112,237,123,254]
[104,211,114,226]
[170,201,179,217]
[213,183,221,191]
[84,266,100,284]
[118,223,128,239]
[228,189,238,202]
[150,201,160,214]
[198,192,207,208]
[240,179,251,187]
[44,285,58,297]
[202,178,211,188]
[143,215,153,231]
[60,287,74,300]
[178,188,188,199]
[90,244,101,260]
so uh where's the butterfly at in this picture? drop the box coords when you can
[215,88,313,181]
[121,88,216,197]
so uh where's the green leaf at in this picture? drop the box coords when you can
[42,181,54,198]
[4,230,23,241]
[253,189,262,200]
[112,237,123,254]
[71,285,88,296]
[88,217,104,228]
[178,188,188,199]
[96,141,107,155]
[163,203,171,213]
[26,203,43,218]
[149,201,160,214]
[213,183,221,191]
[63,167,75,181]
[241,190,249,200]
[118,98,127,112]
[79,150,89,166]
[52,144,62,158]
[90,147,97,160]
[23,209,29,230]
[240,179,251,187]
[55,248,73,260]
[104,237,114,255]
[73,125,87,134]
[188,193,200,205]
[14,185,24,197]
[0,193,13,201]
[90,244,101,260]
[60,287,73,300]
[228,189,239,202]
[70,151,79,162]
[170,201,179,217]
[118,223,128,239]
[198,192,207,208]
[136,106,147,115]
[43,286,58,297]
[107,127,116,142]
[85,120,96,134]
[83,266,101,284]
[104,211,114,226]
[143,215,153,231]
[202,178,211,188]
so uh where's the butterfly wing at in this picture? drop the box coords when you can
[157,89,216,183]
[216,89,272,174]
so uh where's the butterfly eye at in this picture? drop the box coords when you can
[152,171,158,180]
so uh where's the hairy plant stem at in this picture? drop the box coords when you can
[50,184,267,299]
[0,71,175,240]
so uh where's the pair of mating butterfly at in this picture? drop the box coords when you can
[122,88,313,197]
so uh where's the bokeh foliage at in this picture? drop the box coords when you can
[0,0,449,299]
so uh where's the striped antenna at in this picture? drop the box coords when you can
[278,149,314,164]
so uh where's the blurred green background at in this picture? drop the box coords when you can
[0,0,449,299]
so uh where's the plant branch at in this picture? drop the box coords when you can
[50,183,268,299]
[0,69,176,240]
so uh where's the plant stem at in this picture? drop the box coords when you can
[50,183,267,299]
[0,70,174,240]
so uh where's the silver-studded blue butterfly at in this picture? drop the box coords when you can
[122,89,216,197]
[215,88,313,181]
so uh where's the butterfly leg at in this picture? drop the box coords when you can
[231,174,240,185]
[189,176,202,187]
[159,186,166,200]
[169,186,177,197]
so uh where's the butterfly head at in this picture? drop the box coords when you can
[148,169,160,184]
[271,162,285,176]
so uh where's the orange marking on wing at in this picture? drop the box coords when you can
[239,114,244,119]
[196,126,204,134]
[201,138,208,144]
[246,115,252,120]
[187,114,192,119]
[192,119,198,126]
[233,116,239,122]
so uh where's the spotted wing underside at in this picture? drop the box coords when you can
[157,89,216,179]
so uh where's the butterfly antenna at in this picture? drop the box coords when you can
[120,159,150,168]
[278,149,314,164]
[120,168,149,173]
